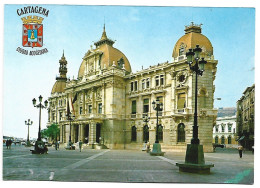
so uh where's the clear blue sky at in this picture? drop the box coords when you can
[3,5,255,139]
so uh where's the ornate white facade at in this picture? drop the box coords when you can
[48,23,218,152]
[213,116,237,148]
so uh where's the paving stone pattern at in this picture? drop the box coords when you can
[3,145,254,184]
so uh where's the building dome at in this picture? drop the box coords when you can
[51,80,66,94]
[78,25,131,78]
[172,23,213,59]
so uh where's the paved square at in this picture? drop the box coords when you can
[3,145,254,184]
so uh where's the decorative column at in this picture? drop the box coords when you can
[102,84,106,114]
[83,90,86,114]
[71,124,74,143]
[78,124,83,142]
[91,88,95,114]
[60,124,63,143]
[89,121,97,148]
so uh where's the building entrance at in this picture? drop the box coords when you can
[96,123,101,143]
[84,124,89,143]
[74,125,79,143]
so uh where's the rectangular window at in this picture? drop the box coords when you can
[59,112,62,121]
[146,78,150,88]
[79,107,82,115]
[177,93,186,109]
[52,113,55,122]
[131,82,134,91]
[155,76,159,86]
[134,81,138,91]
[132,100,136,114]
[160,75,164,85]
[89,105,92,113]
[98,103,102,114]
[142,79,145,89]
[157,96,163,116]
[143,99,149,113]
[228,125,232,132]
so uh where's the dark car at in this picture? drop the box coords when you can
[213,143,225,151]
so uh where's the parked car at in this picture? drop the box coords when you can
[213,143,225,151]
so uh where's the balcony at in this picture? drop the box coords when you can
[175,108,189,114]
[177,109,185,113]
[76,113,106,120]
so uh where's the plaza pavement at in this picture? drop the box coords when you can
[2,144,254,184]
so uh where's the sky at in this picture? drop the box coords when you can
[2,3,256,139]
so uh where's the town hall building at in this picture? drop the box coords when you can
[48,23,218,152]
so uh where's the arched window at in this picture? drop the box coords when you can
[158,125,163,141]
[221,136,225,144]
[228,135,232,144]
[143,125,149,142]
[215,136,219,144]
[117,57,125,69]
[131,126,137,142]
[177,123,185,142]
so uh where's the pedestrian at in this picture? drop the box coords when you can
[146,141,150,153]
[238,144,243,158]
[6,139,9,149]
[55,141,58,150]
[79,140,83,152]
[57,141,60,149]
[9,139,13,149]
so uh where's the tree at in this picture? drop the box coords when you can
[41,123,60,141]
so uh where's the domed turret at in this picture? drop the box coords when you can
[78,25,131,78]
[51,51,68,94]
[172,22,213,60]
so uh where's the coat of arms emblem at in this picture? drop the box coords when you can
[21,16,44,47]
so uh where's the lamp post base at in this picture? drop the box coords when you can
[30,141,48,154]
[176,162,214,174]
[25,141,31,147]
[150,143,165,156]
[176,144,214,174]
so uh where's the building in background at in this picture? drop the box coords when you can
[217,107,236,117]
[47,23,218,152]
[236,84,255,150]
[213,116,237,148]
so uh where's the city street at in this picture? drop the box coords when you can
[3,144,254,184]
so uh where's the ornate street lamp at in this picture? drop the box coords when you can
[176,45,213,173]
[150,99,164,156]
[143,115,150,143]
[25,119,33,146]
[186,45,207,145]
[31,95,48,154]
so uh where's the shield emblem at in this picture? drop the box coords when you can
[22,24,43,47]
